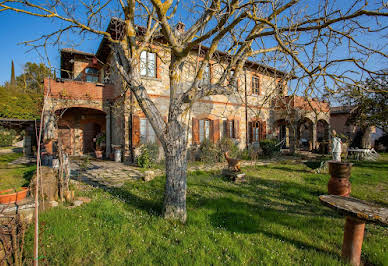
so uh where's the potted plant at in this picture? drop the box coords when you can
[95,133,106,159]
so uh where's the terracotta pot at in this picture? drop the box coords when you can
[95,150,103,159]
[327,161,352,197]
[328,161,352,179]
[0,187,29,204]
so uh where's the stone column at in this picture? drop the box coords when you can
[43,111,55,140]
[312,122,317,151]
[105,113,111,158]
[286,127,290,147]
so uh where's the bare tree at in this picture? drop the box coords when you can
[1,0,387,222]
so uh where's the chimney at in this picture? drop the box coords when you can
[176,22,185,33]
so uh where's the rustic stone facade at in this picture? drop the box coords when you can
[43,31,330,158]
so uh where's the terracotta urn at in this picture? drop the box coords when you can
[327,161,352,197]
[0,187,29,204]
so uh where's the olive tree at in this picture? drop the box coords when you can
[1,0,387,223]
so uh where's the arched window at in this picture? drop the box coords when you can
[85,67,99,83]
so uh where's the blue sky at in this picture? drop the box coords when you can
[0,1,386,90]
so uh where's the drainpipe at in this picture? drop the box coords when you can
[244,68,248,150]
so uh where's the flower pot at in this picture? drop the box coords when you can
[0,187,29,204]
[327,161,352,197]
[328,161,352,179]
[95,150,103,159]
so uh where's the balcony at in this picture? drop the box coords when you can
[43,78,115,101]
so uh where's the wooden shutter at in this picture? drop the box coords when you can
[234,119,240,139]
[261,121,267,140]
[192,118,199,144]
[248,122,253,143]
[132,115,140,147]
[212,119,220,143]
[225,119,230,138]
[156,54,161,79]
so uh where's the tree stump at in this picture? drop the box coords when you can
[222,169,246,184]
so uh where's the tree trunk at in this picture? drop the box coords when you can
[162,116,188,223]
[162,140,188,223]
[361,126,372,149]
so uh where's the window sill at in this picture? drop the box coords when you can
[141,76,162,82]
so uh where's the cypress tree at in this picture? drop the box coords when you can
[10,60,16,86]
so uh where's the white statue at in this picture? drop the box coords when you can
[331,130,342,161]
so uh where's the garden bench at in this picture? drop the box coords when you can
[319,195,388,266]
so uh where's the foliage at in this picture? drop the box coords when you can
[259,139,281,157]
[0,127,17,147]
[23,154,388,265]
[16,62,52,93]
[96,133,106,147]
[137,143,160,168]
[198,139,220,163]
[341,76,388,133]
[0,62,50,120]
[217,137,239,160]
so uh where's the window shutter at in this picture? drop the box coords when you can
[248,122,253,143]
[192,118,199,144]
[156,54,161,79]
[261,121,267,140]
[224,119,230,138]
[234,119,240,139]
[132,115,140,147]
[212,119,220,143]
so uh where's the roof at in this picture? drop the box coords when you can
[330,105,356,114]
[95,17,295,79]
[61,48,95,57]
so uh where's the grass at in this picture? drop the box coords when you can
[0,153,35,191]
[24,154,388,265]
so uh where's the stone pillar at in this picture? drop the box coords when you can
[43,111,55,140]
[105,113,111,158]
[312,122,317,151]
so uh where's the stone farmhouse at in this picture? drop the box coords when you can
[43,18,330,161]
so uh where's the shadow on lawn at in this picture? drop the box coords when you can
[74,168,342,259]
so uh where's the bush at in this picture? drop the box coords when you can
[199,139,219,163]
[137,143,160,168]
[218,137,239,160]
[0,127,17,147]
[259,139,280,157]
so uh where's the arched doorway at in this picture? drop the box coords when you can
[274,119,288,148]
[317,119,329,142]
[298,117,314,150]
[56,107,106,155]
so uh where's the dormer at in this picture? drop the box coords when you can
[60,48,104,83]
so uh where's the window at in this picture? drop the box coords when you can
[85,67,99,83]
[140,118,156,144]
[140,51,156,78]
[199,119,210,142]
[251,121,261,142]
[223,120,235,138]
[252,76,260,94]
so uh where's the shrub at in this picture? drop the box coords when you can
[0,127,17,147]
[259,139,280,157]
[137,143,160,168]
[217,137,239,160]
[199,139,219,163]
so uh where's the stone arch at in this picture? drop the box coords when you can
[54,107,107,155]
[298,117,314,150]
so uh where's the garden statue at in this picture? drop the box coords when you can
[332,130,342,162]
[224,151,241,172]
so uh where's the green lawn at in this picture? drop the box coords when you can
[24,154,388,265]
[0,153,35,191]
